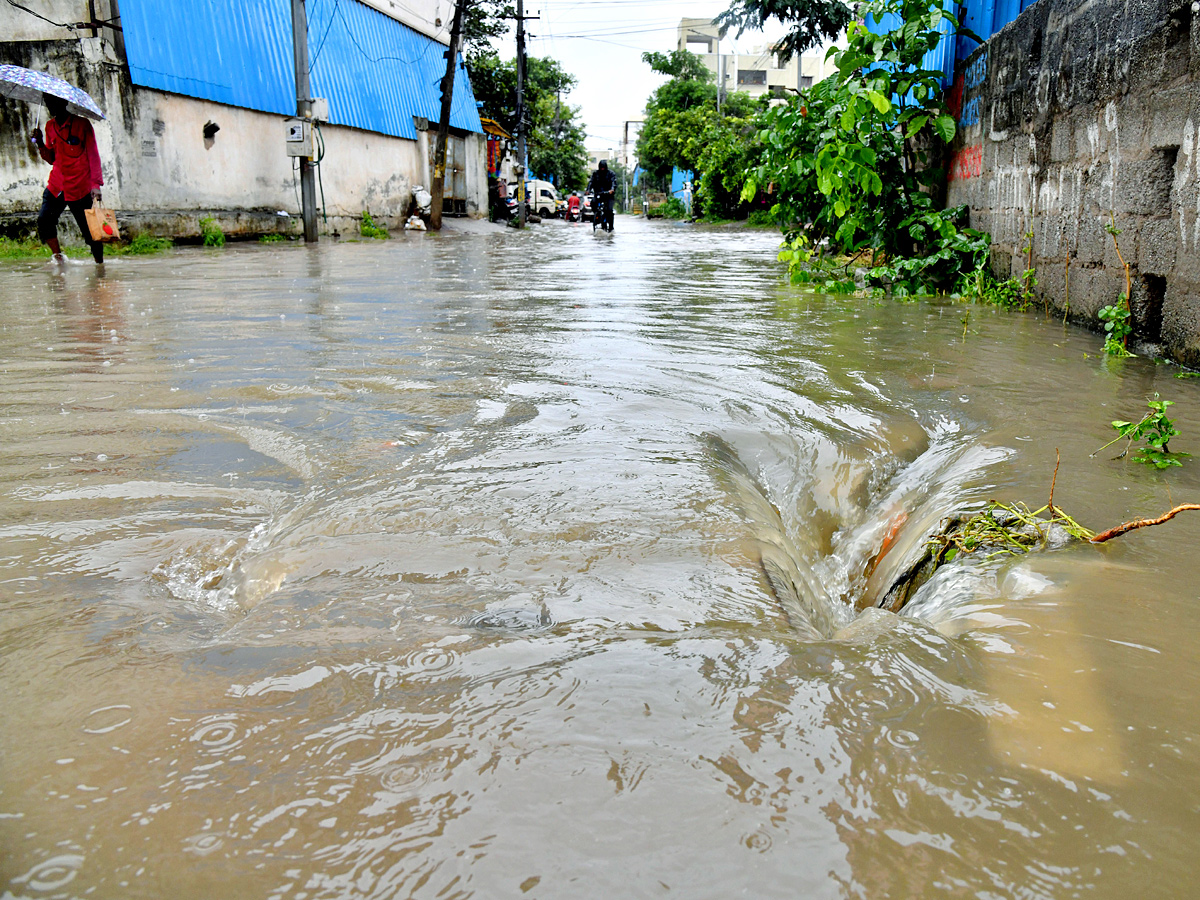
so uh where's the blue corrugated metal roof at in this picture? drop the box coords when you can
[119,0,482,140]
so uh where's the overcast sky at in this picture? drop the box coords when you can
[490,0,786,154]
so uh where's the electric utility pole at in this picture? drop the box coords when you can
[291,0,318,242]
[515,0,528,228]
[430,0,468,231]
[553,88,561,188]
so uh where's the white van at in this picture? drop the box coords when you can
[525,180,559,218]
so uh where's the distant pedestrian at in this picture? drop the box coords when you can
[31,92,105,264]
[682,181,693,217]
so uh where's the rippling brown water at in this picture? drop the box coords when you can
[3,218,1200,897]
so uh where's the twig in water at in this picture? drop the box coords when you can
[1047,448,1060,514]
[1091,504,1200,543]
[1063,256,1070,326]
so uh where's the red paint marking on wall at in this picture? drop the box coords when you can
[949,144,983,181]
[947,74,965,120]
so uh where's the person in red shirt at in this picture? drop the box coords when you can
[31,92,105,264]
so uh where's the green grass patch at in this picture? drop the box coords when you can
[259,233,287,243]
[0,236,90,259]
[114,233,173,255]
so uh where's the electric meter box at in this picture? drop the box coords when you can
[283,118,313,157]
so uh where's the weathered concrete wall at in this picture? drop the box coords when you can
[946,0,1199,364]
[1,28,486,240]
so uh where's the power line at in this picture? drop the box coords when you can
[309,0,341,71]
[4,0,72,28]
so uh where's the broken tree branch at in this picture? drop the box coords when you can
[1090,504,1200,543]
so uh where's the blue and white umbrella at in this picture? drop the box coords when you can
[0,63,105,121]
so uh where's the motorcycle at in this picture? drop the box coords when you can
[592,190,615,233]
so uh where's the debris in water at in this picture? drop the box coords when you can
[878,501,1094,614]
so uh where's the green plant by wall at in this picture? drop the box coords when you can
[199,217,226,248]
[1094,395,1188,469]
[957,261,1031,310]
[259,233,286,243]
[1098,296,1133,357]
[360,211,389,239]
[1099,215,1134,356]
[745,0,988,295]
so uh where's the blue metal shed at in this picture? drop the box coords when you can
[118,0,482,141]
[868,0,1037,86]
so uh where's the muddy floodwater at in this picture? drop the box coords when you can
[3,218,1200,898]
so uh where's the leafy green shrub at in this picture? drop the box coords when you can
[259,233,286,243]
[746,209,776,227]
[746,0,983,294]
[360,211,389,239]
[199,216,226,248]
[661,196,687,219]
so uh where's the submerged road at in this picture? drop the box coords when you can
[2,217,1200,897]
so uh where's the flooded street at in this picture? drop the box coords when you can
[3,217,1200,897]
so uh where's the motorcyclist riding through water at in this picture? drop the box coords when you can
[587,160,615,232]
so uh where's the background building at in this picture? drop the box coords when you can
[677,17,836,103]
[0,0,487,239]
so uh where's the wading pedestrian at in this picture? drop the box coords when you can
[31,92,105,265]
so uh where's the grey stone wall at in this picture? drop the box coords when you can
[946,0,1199,364]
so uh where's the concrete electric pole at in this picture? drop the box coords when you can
[515,0,527,228]
[430,0,468,231]
[291,0,318,242]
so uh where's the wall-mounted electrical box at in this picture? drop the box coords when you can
[310,97,329,122]
[284,118,312,158]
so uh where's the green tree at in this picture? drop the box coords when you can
[463,0,515,61]
[467,51,590,191]
[636,50,761,218]
[715,0,853,61]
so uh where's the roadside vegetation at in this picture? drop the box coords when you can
[741,0,987,295]
[359,211,390,239]
[0,233,173,258]
[199,216,226,247]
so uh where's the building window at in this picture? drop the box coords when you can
[799,75,813,89]
[737,69,767,85]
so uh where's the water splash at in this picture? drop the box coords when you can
[706,423,1011,638]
